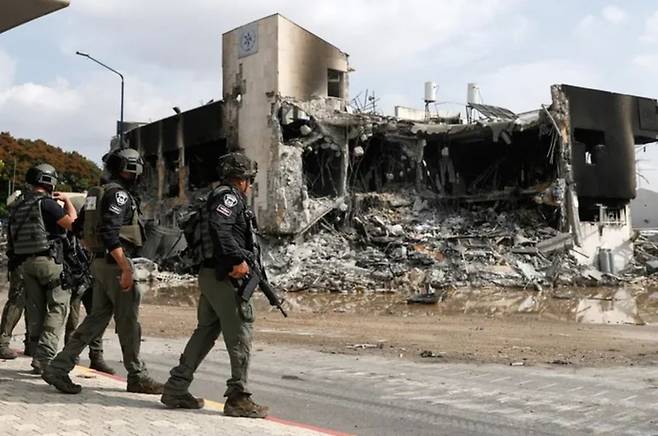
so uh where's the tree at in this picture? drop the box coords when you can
[0,132,102,216]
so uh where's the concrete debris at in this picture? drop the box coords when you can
[266,192,628,293]
[347,343,384,350]
[407,291,444,305]
[646,260,658,275]
[420,350,443,358]
[132,257,196,291]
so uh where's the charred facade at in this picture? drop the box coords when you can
[122,14,658,274]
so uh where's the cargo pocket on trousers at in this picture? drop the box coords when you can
[238,300,255,323]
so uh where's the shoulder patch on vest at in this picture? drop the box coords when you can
[216,204,232,217]
[223,193,238,208]
[109,204,122,215]
[115,191,129,206]
[84,196,97,211]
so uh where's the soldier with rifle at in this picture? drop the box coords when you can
[6,164,77,374]
[161,152,285,418]
[61,232,114,374]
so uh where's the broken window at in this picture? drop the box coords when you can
[349,136,417,192]
[422,127,556,199]
[574,128,605,166]
[578,199,627,223]
[327,69,344,98]
[138,154,159,199]
[185,140,227,190]
[303,141,342,198]
[163,150,180,197]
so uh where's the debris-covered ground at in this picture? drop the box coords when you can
[131,285,658,368]
[265,192,644,295]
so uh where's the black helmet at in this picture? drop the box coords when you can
[217,152,257,181]
[105,148,144,177]
[25,163,58,191]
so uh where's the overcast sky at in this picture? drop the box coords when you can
[1,1,657,187]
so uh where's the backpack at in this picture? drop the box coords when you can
[179,185,231,268]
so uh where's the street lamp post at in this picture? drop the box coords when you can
[75,51,125,148]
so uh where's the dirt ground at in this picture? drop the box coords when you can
[138,284,658,368]
[2,267,657,368]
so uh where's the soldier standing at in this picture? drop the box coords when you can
[0,264,27,359]
[1,192,29,360]
[7,164,77,373]
[42,148,163,394]
[160,152,268,418]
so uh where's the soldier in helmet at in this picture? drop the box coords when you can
[160,151,268,418]
[43,148,163,395]
[6,164,77,373]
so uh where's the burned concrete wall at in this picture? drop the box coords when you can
[552,85,658,272]
[277,16,349,100]
[222,15,279,230]
[560,85,658,203]
[222,14,351,234]
[125,101,227,225]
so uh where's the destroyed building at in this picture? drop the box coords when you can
[123,14,658,285]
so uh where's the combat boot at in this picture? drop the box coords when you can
[30,360,42,375]
[89,351,115,375]
[223,393,269,418]
[160,391,205,409]
[127,376,164,395]
[23,339,32,357]
[42,369,82,394]
[0,346,18,360]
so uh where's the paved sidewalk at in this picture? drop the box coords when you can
[0,356,336,436]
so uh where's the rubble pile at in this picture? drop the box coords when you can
[622,231,658,282]
[132,258,196,291]
[266,192,608,294]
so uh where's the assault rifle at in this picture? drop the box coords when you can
[238,211,287,317]
[239,256,287,317]
[61,234,93,297]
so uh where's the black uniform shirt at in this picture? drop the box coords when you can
[40,197,67,237]
[99,183,137,252]
[208,186,251,278]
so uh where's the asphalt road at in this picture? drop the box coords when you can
[85,335,658,436]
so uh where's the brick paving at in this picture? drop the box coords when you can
[0,356,330,436]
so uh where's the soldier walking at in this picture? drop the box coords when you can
[63,231,115,374]
[160,152,268,418]
[6,164,77,373]
[42,148,163,394]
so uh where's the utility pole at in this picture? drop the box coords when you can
[76,51,125,148]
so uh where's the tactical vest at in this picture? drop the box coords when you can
[83,182,144,253]
[180,185,232,266]
[9,191,51,255]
